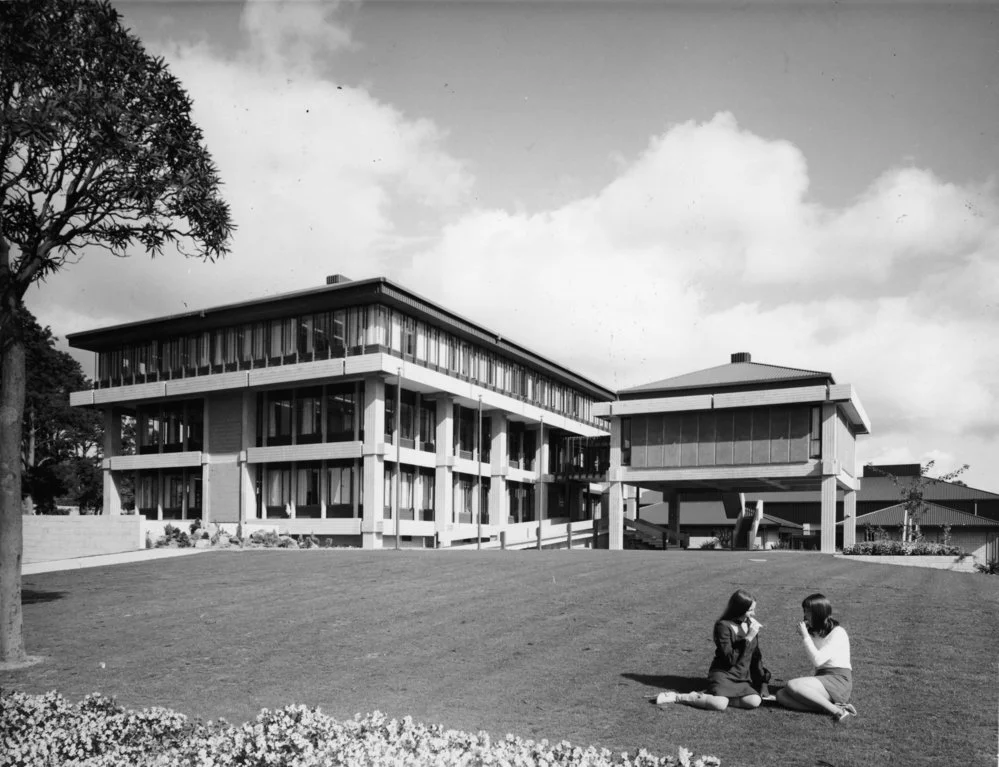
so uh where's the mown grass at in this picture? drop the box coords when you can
[3,549,997,767]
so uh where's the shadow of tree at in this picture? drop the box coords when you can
[22,589,66,604]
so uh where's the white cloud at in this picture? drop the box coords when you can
[402,112,999,490]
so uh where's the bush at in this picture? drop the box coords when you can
[974,559,999,575]
[842,540,965,556]
[155,524,191,549]
[698,538,719,550]
[0,690,720,767]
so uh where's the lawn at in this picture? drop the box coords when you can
[3,549,997,767]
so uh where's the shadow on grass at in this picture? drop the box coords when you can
[623,673,789,696]
[22,589,67,604]
[622,673,706,694]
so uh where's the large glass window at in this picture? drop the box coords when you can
[400,390,415,446]
[326,463,355,517]
[164,473,184,520]
[139,408,161,455]
[264,465,292,518]
[419,402,436,451]
[326,384,356,441]
[267,391,293,446]
[621,417,632,466]
[385,385,397,443]
[419,468,435,521]
[297,389,323,444]
[296,464,321,518]
[809,407,822,459]
[138,473,158,519]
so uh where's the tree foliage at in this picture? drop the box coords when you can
[0,0,233,311]
[10,309,103,513]
[0,0,234,664]
[866,461,970,542]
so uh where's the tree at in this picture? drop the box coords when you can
[866,461,970,543]
[12,309,103,514]
[0,0,234,665]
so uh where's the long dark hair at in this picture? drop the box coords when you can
[720,589,755,622]
[802,593,839,637]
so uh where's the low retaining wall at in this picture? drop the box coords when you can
[835,554,978,573]
[23,514,144,564]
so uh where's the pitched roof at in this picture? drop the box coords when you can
[744,476,999,504]
[620,359,833,396]
[840,502,999,528]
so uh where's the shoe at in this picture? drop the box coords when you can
[832,703,856,724]
[655,691,679,705]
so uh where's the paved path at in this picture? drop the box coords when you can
[23,548,208,575]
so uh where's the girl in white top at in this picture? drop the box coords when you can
[776,593,857,724]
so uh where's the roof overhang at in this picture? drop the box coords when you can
[593,382,871,435]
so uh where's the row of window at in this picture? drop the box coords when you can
[257,383,364,447]
[136,470,202,520]
[96,303,601,426]
[136,400,204,454]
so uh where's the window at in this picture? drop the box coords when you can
[419,402,436,450]
[162,402,185,452]
[384,468,394,519]
[419,468,435,518]
[298,315,316,358]
[400,390,415,446]
[326,384,355,440]
[139,407,161,455]
[400,470,414,516]
[186,474,202,519]
[186,403,204,451]
[297,389,322,444]
[138,473,158,519]
[809,407,822,459]
[385,385,397,443]
[267,391,293,446]
[164,473,184,519]
[621,418,632,466]
[265,465,291,518]
[327,464,353,507]
[296,464,321,518]
[402,316,416,356]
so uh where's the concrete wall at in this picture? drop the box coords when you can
[23,515,143,564]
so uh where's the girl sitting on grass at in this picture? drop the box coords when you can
[776,593,857,724]
[655,589,771,711]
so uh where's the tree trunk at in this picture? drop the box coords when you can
[0,331,27,664]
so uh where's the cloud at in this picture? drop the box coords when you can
[29,0,471,327]
[401,112,999,488]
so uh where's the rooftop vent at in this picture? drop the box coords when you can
[326,274,352,285]
[730,352,752,363]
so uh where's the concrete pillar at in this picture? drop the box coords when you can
[608,481,624,550]
[667,490,680,542]
[102,408,122,515]
[748,500,764,550]
[361,375,386,549]
[534,419,548,545]
[820,475,837,554]
[489,412,508,535]
[434,395,454,547]
[843,489,857,549]
[820,403,838,553]
[239,391,255,524]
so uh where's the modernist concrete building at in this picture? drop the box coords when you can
[68,276,614,549]
[592,353,871,553]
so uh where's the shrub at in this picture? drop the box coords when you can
[974,559,999,575]
[155,524,192,549]
[0,690,720,767]
[842,540,964,556]
[698,539,719,550]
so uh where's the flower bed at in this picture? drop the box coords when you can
[0,690,720,767]
[841,541,964,556]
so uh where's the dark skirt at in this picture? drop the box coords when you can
[816,667,853,704]
[706,669,760,699]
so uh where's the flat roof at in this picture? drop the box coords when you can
[67,276,616,401]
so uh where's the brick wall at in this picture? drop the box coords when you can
[208,393,243,454]
[23,515,143,564]
[207,462,240,523]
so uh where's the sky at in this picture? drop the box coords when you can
[28,0,999,492]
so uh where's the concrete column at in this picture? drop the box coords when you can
[843,489,857,549]
[534,420,548,545]
[667,490,680,542]
[239,392,255,524]
[434,395,454,547]
[489,413,508,535]
[361,375,386,549]
[102,408,122,515]
[820,475,837,554]
[820,403,838,553]
[749,500,764,550]
[608,481,624,550]
[624,484,637,521]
